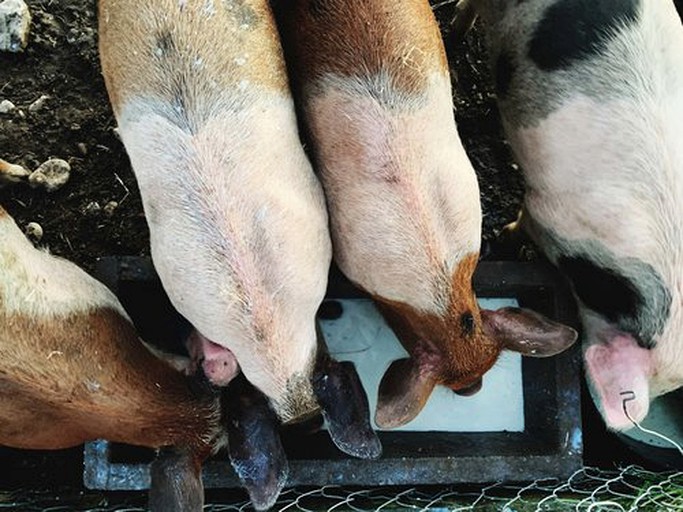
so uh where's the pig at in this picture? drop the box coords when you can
[278,0,578,429]
[455,0,683,430]
[0,204,231,511]
[98,0,380,458]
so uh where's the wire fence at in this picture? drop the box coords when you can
[1,466,682,511]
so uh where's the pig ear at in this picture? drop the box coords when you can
[584,332,652,431]
[375,357,436,429]
[481,307,577,357]
[312,358,382,460]
[224,377,289,511]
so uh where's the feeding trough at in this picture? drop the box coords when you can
[84,257,582,491]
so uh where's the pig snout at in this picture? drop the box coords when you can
[185,330,240,387]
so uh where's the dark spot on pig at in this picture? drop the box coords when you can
[232,0,259,29]
[154,30,176,58]
[495,51,515,98]
[558,256,668,349]
[460,312,475,336]
[528,0,640,71]
[317,300,344,320]
[559,256,640,322]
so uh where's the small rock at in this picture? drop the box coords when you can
[83,201,101,216]
[0,0,31,52]
[24,222,43,242]
[0,157,30,187]
[28,94,49,113]
[28,158,71,192]
[76,142,87,156]
[103,200,118,216]
[0,99,15,114]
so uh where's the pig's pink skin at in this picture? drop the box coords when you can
[585,332,653,431]
[186,330,240,386]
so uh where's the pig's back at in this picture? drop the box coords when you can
[285,0,481,312]
[487,0,683,264]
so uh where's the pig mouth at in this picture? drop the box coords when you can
[452,378,483,397]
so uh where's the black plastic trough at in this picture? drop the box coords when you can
[83,257,582,491]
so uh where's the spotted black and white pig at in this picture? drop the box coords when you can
[278,0,577,429]
[456,0,683,430]
[98,0,380,459]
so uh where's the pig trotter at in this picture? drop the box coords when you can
[149,446,204,512]
[225,376,289,511]
[312,357,382,460]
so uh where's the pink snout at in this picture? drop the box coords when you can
[186,330,240,386]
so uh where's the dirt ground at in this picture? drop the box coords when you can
[0,0,660,509]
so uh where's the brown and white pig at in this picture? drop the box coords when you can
[278,0,577,429]
[456,0,683,430]
[0,204,231,511]
[98,0,380,458]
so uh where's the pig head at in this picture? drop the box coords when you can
[279,0,577,428]
[457,0,683,430]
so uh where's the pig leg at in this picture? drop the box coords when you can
[225,375,288,511]
[312,328,382,460]
[149,447,204,512]
[185,330,240,387]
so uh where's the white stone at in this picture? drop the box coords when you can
[103,200,118,216]
[0,99,16,114]
[0,0,31,52]
[24,222,43,242]
[28,94,49,113]
[28,158,71,192]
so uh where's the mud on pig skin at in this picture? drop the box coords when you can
[98,0,379,462]
[0,205,230,512]
[278,0,577,429]
[457,0,683,430]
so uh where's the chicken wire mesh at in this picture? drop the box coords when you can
[1,466,682,512]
